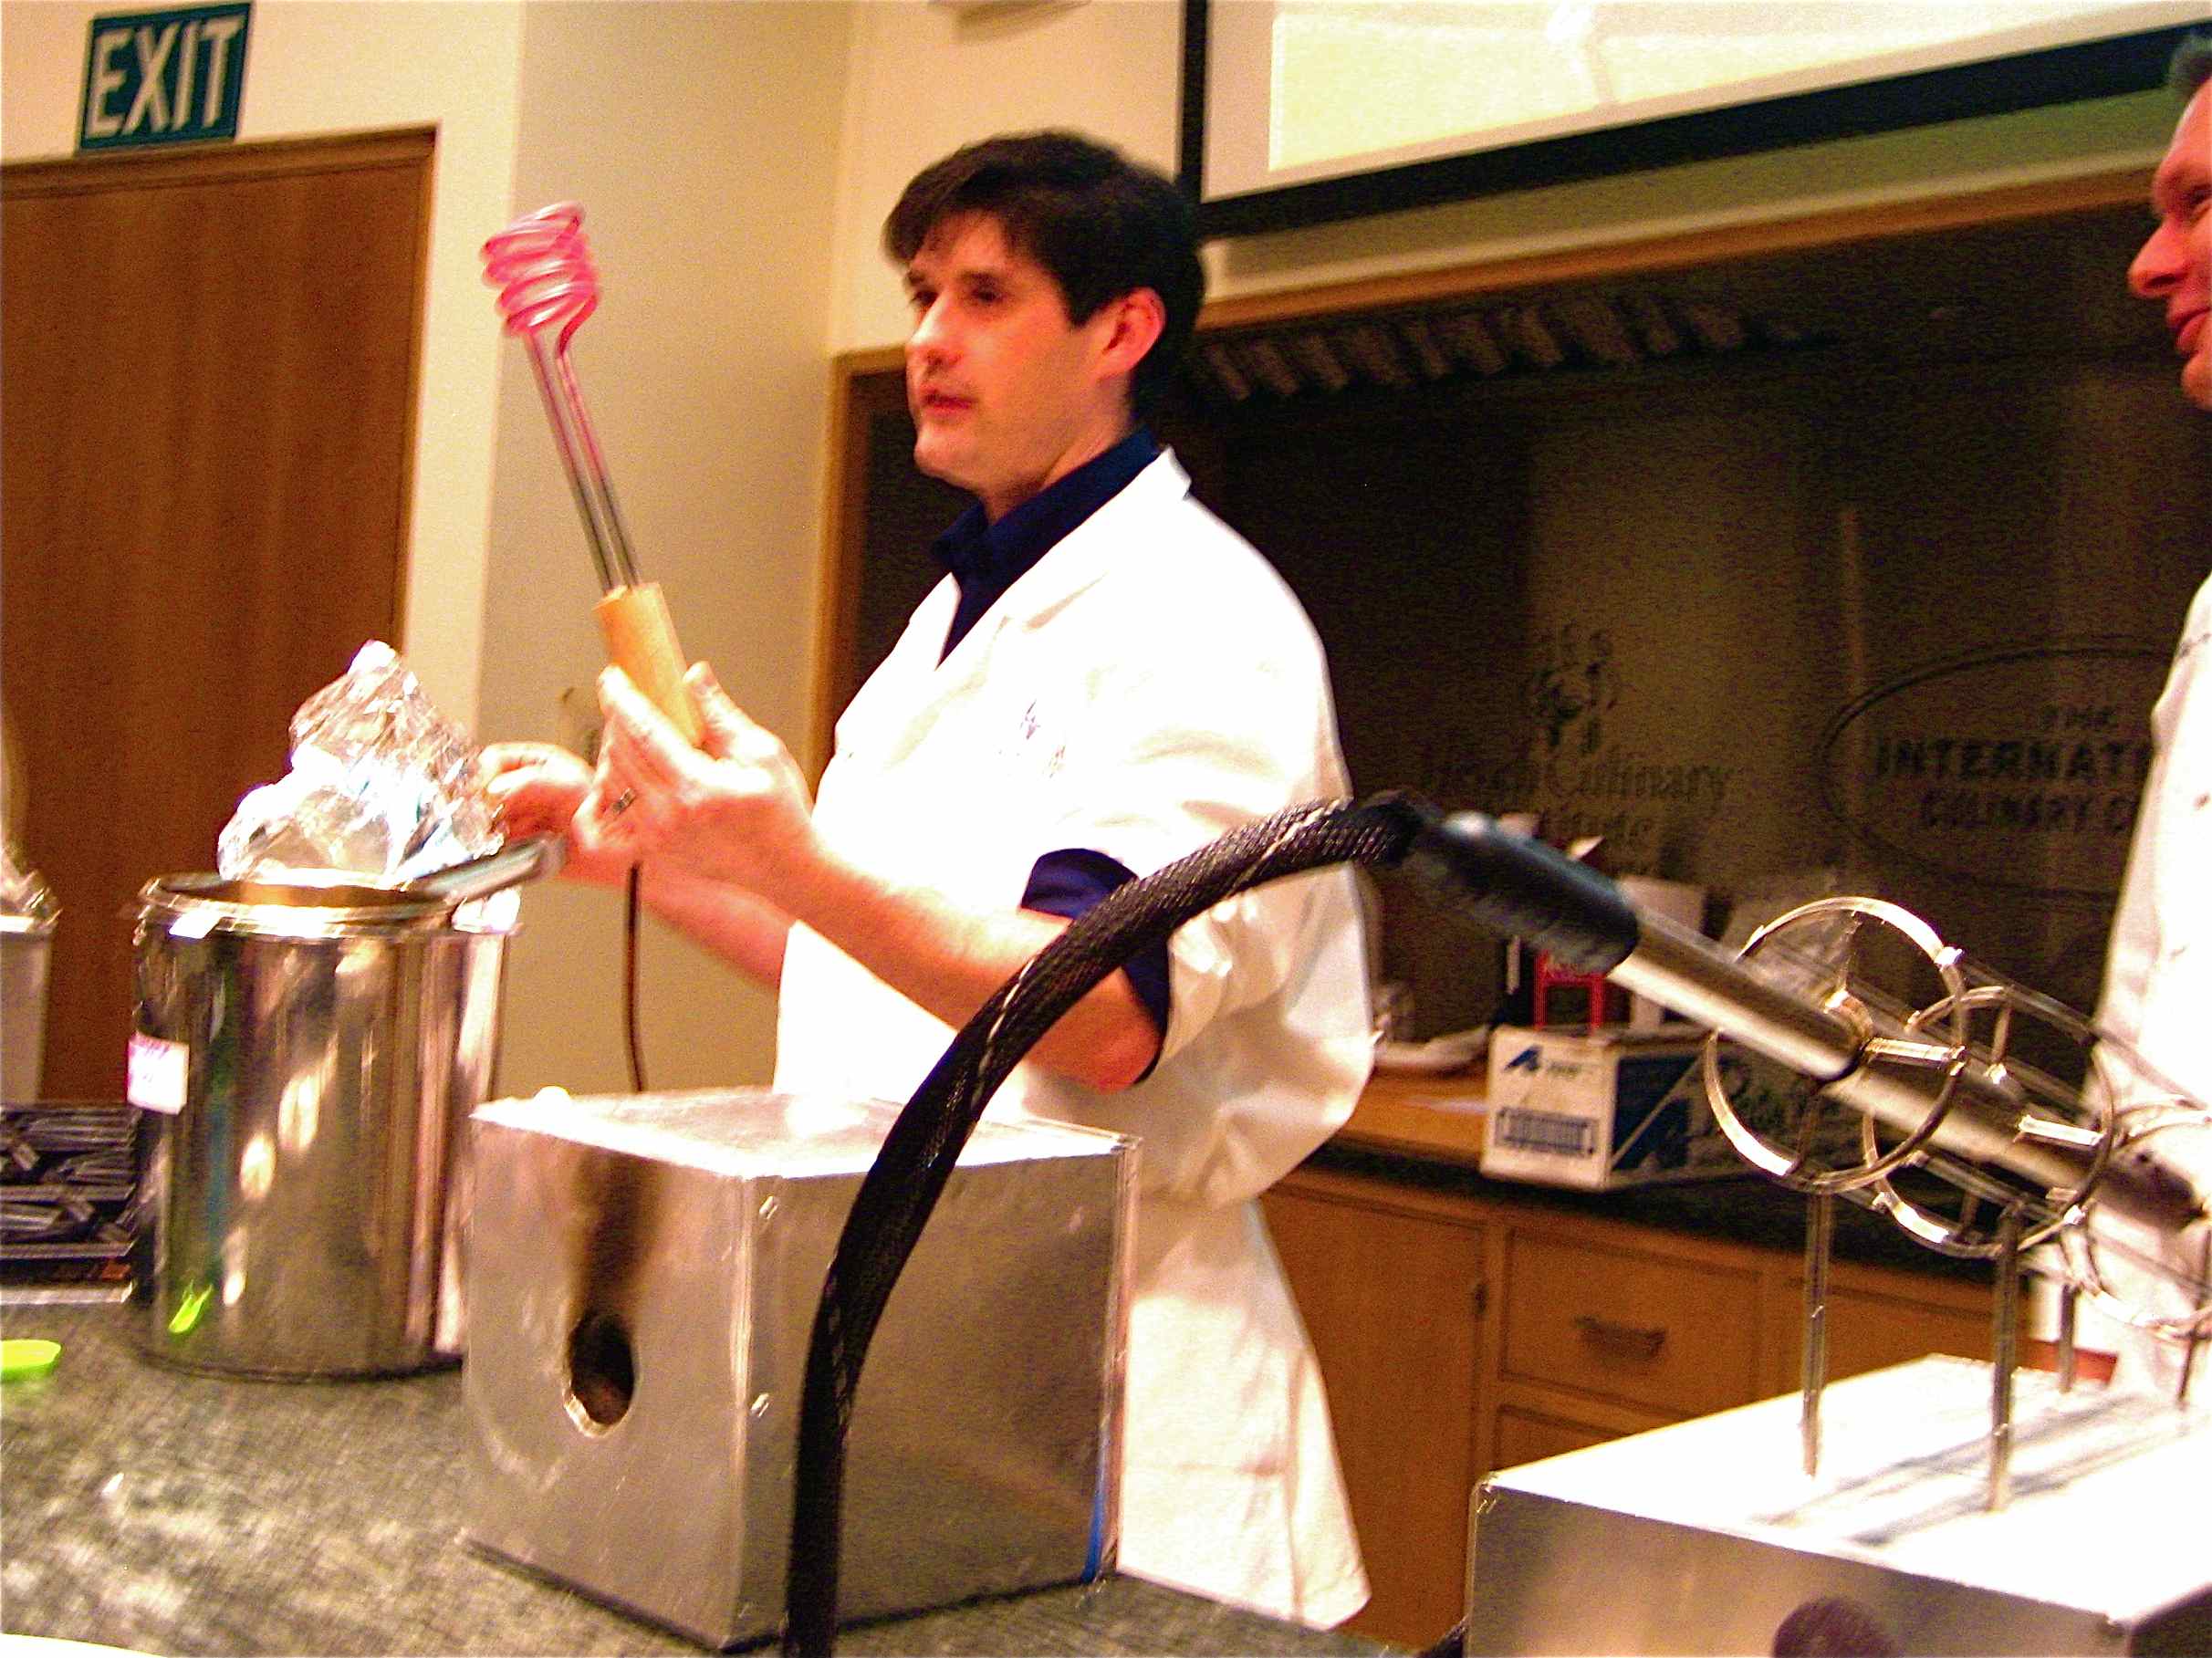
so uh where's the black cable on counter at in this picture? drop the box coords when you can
[781,792,1435,1657]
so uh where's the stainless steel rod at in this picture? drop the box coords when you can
[1801,1192,1833,1478]
[1608,912,2205,1234]
[1989,1206,2023,1511]
[526,336,619,593]
[526,333,644,594]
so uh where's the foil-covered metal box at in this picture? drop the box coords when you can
[463,1089,1134,1649]
[1466,1355,2212,1655]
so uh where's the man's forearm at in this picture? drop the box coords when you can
[773,846,1161,1092]
[634,866,793,988]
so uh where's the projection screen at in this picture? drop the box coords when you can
[1182,1,2209,235]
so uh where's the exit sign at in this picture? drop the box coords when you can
[79,4,251,152]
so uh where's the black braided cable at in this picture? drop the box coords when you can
[623,865,648,1092]
[781,792,1433,1657]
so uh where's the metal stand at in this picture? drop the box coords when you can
[1988,1204,2023,1511]
[1806,1193,2030,1512]
[2181,1231,2209,1410]
[2057,1280,2079,1392]
[1800,1191,1832,1477]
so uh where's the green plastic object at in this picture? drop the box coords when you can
[0,1338,61,1381]
[168,1283,212,1337]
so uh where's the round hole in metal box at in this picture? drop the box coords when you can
[564,1311,636,1433]
[1772,1595,1899,1657]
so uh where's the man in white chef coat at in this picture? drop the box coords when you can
[2086,32,2212,1404]
[484,131,1372,1626]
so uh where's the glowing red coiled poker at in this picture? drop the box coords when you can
[482,202,641,591]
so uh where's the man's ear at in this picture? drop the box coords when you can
[1092,287,1166,382]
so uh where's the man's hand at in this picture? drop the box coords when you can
[536,662,1153,1090]
[588,662,820,908]
[477,740,637,889]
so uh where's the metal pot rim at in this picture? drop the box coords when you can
[134,872,509,937]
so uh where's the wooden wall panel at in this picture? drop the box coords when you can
[3,130,432,1098]
[1263,1182,1486,1649]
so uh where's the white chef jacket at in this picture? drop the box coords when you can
[773,450,1373,1626]
[2091,572,2212,1409]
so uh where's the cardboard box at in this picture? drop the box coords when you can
[1481,1025,1737,1189]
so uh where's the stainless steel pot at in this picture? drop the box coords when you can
[1,911,55,1101]
[130,861,535,1378]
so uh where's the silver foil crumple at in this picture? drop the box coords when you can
[217,641,502,885]
[0,837,57,924]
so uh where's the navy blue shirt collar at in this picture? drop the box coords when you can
[931,427,1161,661]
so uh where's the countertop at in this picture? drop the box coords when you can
[0,1301,1395,1658]
[1326,1070,1993,1282]
[1308,1138,1991,1280]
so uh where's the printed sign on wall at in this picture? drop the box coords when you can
[79,4,251,152]
[1818,641,2168,899]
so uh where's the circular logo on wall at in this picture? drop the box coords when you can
[1817,640,2168,900]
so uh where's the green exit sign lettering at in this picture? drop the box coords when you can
[79,4,251,152]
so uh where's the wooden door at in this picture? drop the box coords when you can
[2,129,432,1099]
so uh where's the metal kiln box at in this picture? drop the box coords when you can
[463,1088,1133,1649]
[1466,1355,2212,1655]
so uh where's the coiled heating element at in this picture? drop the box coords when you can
[483,202,639,596]
[482,203,700,749]
[482,203,705,1094]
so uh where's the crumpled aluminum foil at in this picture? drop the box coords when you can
[218,641,502,885]
[0,837,57,926]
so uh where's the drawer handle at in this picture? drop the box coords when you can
[1573,1313,1667,1359]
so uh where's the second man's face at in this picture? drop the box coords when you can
[903,214,1129,521]
[2131,81,2211,412]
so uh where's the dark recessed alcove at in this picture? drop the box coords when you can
[823,170,2212,1038]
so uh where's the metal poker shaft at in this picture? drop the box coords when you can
[1405,811,2208,1237]
[522,328,643,595]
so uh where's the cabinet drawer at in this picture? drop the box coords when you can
[1503,1231,1759,1417]
[1492,1406,1618,1471]
[1781,1280,1991,1382]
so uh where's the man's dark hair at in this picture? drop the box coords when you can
[884,130,1205,418]
[2172,28,2212,97]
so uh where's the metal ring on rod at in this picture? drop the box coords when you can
[1865,982,2112,1258]
[1701,897,1972,1195]
[2057,1108,2212,1340]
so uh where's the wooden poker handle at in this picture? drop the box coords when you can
[595,581,704,747]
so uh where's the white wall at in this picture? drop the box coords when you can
[2,0,526,728]
[480,0,850,1094]
[830,0,1185,349]
[3,0,850,1093]
[826,0,2175,353]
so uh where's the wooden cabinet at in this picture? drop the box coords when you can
[1263,1143,2007,1650]
[1765,1274,1993,1395]
[1262,1177,1487,1652]
[1500,1228,1761,1419]
[1490,1404,1613,1469]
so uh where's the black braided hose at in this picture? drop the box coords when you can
[780,792,1436,1656]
